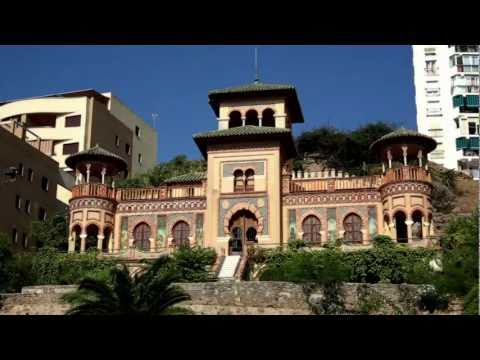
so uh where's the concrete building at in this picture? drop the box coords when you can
[0,89,157,176]
[0,120,65,250]
[412,45,479,179]
[65,81,438,279]
[0,89,157,204]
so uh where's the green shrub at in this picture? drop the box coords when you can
[288,239,307,250]
[372,235,394,248]
[168,246,217,282]
[0,233,15,292]
[463,285,479,315]
[417,285,449,313]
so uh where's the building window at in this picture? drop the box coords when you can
[15,195,21,210]
[125,143,131,155]
[12,228,18,244]
[115,135,120,147]
[468,122,477,135]
[63,142,79,155]
[343,213,363,243]
[229,111,242,128]
[38,207,47,221]
[22,233,28,249]
[18,163,24,177]
[172,221,190,248]
[245,169,255,191]
[233,170,244,192]
[25,200,31,215]
[65,115,81,127]
[135,126,141,138]
[41,176,49,192]
[302,215,321,243]
[27,168,34,183]
[138,153,143,164]
[425,60,437,75]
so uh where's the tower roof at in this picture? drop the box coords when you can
[193,125,297,158]
[369,127,437,154]
[65,145,128,172]
[208,82,304,123]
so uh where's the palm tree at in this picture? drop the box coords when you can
[63,256,192,315]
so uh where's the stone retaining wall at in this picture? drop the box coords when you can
[0,282,463,315]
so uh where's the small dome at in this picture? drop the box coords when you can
[65,145,127,172]
[369,127,437,154]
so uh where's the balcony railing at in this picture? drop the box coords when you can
[71,183,116,200]
[71,183,206,201]
[290,175,383,193]
[382,166,431,183]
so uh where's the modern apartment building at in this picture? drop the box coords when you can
[0,121,65,249]
[0,89,157,176]
[412,45,479,179]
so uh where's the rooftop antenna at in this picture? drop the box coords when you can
[254,47,260,84]
[151,113,158,130]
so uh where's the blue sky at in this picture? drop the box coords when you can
[0,45,416,162]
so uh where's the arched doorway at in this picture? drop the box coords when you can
[133,223,151,251]
[245,110,259,126]
[343,213,363,243]
[394,211,408,243]
[103,227,112,252]
[411,210,423,239]
[72,225,82,252]
[302,215,321,243]
[228,209,258,255]
[85,224,99,251]
[172,221,190,248]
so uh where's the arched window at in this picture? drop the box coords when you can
[173,221,190,247]
[229,111,242,128]
[411,210,424,239]
[85,224,99,250]
[133,223,151,251]
[245,169,255,192]
[103,227,112,252]
[72,225,82,252]
[234,169,244,192]
[246,227,257,242]
[343,213,363,243]
[262,108,275,127]
[245,109,259,126]
[394,211,407,243]
[302,215,321,243]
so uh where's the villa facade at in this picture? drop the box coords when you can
[65,82,438,270]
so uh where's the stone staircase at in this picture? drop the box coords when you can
[217,255,241,279]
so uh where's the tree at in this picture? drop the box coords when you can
[116,154,206,188]
[0,233,15,292]
[64,256,192,315]
[29,212,69,251]
[295,122,395,174]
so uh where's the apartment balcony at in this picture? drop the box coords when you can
[453,45,479,53]
[456,136,479,150]
[424,68,439,76]
[451,85,480,96]
[455,65,479,74]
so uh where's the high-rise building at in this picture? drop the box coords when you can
[412,45,479,179]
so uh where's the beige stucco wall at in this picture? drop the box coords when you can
[204,144,282,255]
[103,93,157,175]
[0,97,89,169]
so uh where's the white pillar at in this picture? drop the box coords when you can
[241,116,246,127]
[387,149,393,169]
[80,234,87,253]
[382,162,386,173]
[97,235,105,251]
[101,167,107,184]
[402,145,408,166]
[418,149,423,167]
[86,163,91,184]
[258,116,262,127]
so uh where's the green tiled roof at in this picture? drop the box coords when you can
[65,145,127,171]
[208,82,295,95]
[369,127,437,153]
[193,125,292,139]
[164,172,206,184]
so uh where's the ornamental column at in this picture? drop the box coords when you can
[101,166,107,184]
[417,149,423,167]
[387,149,393,169]
[405,217,413,242]
[86,163,91,184]
[97,234,105,251]
[402,145,408,166]
[80,233,87,253]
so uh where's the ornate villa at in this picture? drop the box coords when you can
[65,81,438,275]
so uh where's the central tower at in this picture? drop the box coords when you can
[194,82,303,256]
